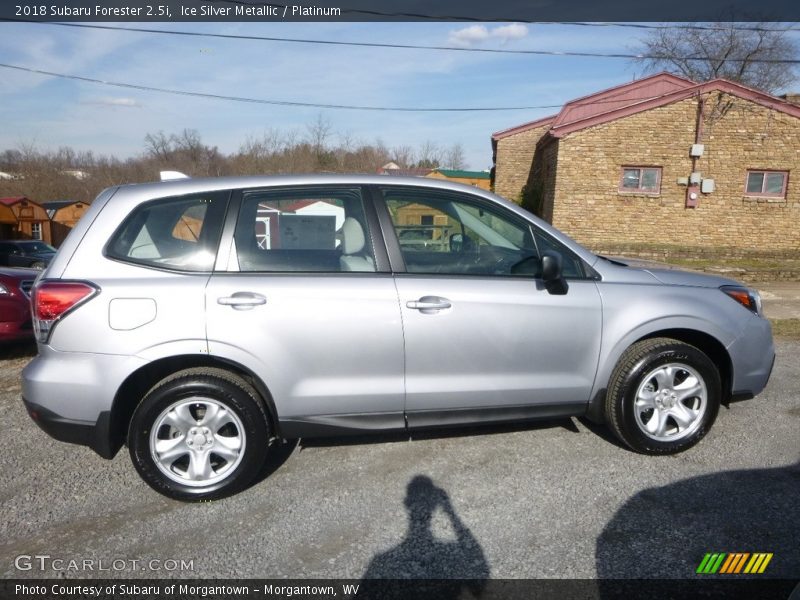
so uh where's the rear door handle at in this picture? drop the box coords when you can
[217,292,267,310]
[406,296,452,313]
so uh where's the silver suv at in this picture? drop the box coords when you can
[22,176,774,501]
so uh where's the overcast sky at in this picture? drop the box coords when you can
[0,21,797,170]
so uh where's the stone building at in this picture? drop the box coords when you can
[491,73,800,253]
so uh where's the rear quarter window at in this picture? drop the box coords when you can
[106,191,228,272]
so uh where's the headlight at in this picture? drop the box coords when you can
[720,285,762,316]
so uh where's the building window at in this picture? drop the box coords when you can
[31,222,42,240]
[745,170,788,198]
[619,167,662,193]
[420,215,434,225]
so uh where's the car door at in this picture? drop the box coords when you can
[0,242,22,267]
[374,185,603,427]
[206,185,406,436]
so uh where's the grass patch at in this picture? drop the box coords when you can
[770,319,800,340]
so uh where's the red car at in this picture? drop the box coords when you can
[0,267,37,343]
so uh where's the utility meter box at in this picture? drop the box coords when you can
[701,179,715,193]
[686,185,700,208]
[690,144,705,157]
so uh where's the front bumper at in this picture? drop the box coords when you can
[22,398,116,458]
[727,315,776,399]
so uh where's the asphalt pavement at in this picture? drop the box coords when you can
[1,341,797,580]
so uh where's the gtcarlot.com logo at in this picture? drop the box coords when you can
[696,552,773,574]
[14,555,194,573]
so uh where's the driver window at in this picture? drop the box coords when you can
[382,188,540,277]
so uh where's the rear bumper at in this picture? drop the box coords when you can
[22,398,116,458]
[21,347,146,459]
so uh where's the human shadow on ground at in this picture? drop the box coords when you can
[358,475,490,599]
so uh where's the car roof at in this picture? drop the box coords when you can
[114,173,493,198]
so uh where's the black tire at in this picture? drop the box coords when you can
[128,367,270,501]
[605,338,721,454]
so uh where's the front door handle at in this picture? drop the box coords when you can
[217,292,267,310]
[406,296,452,314]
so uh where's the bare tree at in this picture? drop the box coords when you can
[2,120,473,202]
[444,143,467,170]
[172,129,204,163]
[415,140,442,169]
[632,22,798,93]
[390,145,415,169]
[143,131,173,161]
[306,114,332,152]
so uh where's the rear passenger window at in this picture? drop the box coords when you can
[233,187,376,272]
[106,192,228,271]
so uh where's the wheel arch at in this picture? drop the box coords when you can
[107,354,281,457]
[586,327,733,423]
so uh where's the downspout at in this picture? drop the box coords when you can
[693,96,705,174]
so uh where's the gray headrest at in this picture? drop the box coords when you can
[340,217,366,254]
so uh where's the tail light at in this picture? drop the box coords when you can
[32,281,99,343]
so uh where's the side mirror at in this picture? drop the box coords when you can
[541,251,569,295]
[449,233,463,253]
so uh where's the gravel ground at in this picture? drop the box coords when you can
[1,341,797,580]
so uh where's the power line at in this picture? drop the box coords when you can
[4,19,800,63]
[0,62,566,111]
[5,61,773,116]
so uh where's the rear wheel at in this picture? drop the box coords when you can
[605,338,721,454]
[128,368,270,501]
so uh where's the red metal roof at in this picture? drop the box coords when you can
[492,114,557,141]
[494,72,800,143]
[550,73,695,130]
[550,76,800,138]
[0,196,28,206]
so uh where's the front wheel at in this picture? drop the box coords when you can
[128,368,270,501]
[605,338,721,454]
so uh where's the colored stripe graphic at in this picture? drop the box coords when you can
[697,553,726,574]
[733,553,750,573]
[744,553,774,574]
[719,554,736,574]
[697,553,714,574]
[720,553,748,573]
[698,552,772,574]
